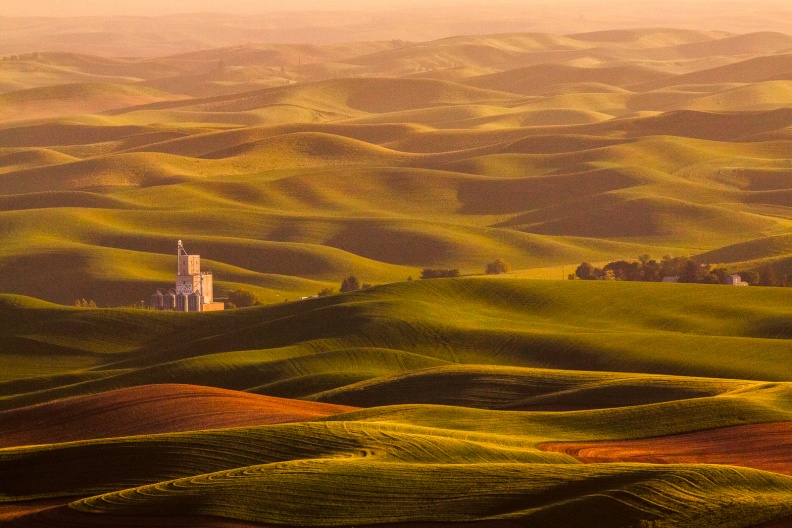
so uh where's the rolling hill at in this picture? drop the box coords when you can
[4,20,792,528]
[2,279,792,527]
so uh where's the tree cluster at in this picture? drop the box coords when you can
[420,268,460,279]
[754,266,792,287]
[340,276,360,293]
[73,298,97,308]
[574,255,735,284]
[226,289,260,309]
[3,52,39,61]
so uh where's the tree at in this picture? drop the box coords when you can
[641,260,661,282]
[741,270,760,286]
[317,287,336,297]
[678,259,703,283]
[227,289,259,308]
[575,262,596,280]
[340,276,361,293]
[760,266,779,287]
[575,262,593,280]
[485,258,511,275]
[603,260,641,281]
[660,254,678,278]
[709,266,730,285]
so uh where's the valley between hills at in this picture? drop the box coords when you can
[2,22,792,528]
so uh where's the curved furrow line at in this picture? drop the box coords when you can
[67,462,792,527]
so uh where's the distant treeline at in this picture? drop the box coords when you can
[420,269,461,279]
[572,255,791,286]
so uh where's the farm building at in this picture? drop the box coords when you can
[727,274,749,286]
[149,241,225,312]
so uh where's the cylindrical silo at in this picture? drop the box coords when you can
[176,292,189,312]
[188,291,202,312]
[164,291,176,310]
[150,291,164,310]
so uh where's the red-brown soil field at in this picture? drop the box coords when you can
[0,384,355,448]
[541,421,792,476]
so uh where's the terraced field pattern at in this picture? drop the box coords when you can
[3,20,792,528]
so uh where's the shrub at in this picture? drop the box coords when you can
[485,258,511,275]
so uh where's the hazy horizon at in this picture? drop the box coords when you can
[3,0,791,18]
[6,0,464,17]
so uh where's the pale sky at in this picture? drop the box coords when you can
[0,0,768,17]
[2,0,787,18]
[2,0,430,17]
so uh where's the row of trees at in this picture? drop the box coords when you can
[750,266,792,287]
[573,255,790,286]
[422,259,511,278]
[420,268,460,279]
[72,298,98,308]
[574,255,715,283]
